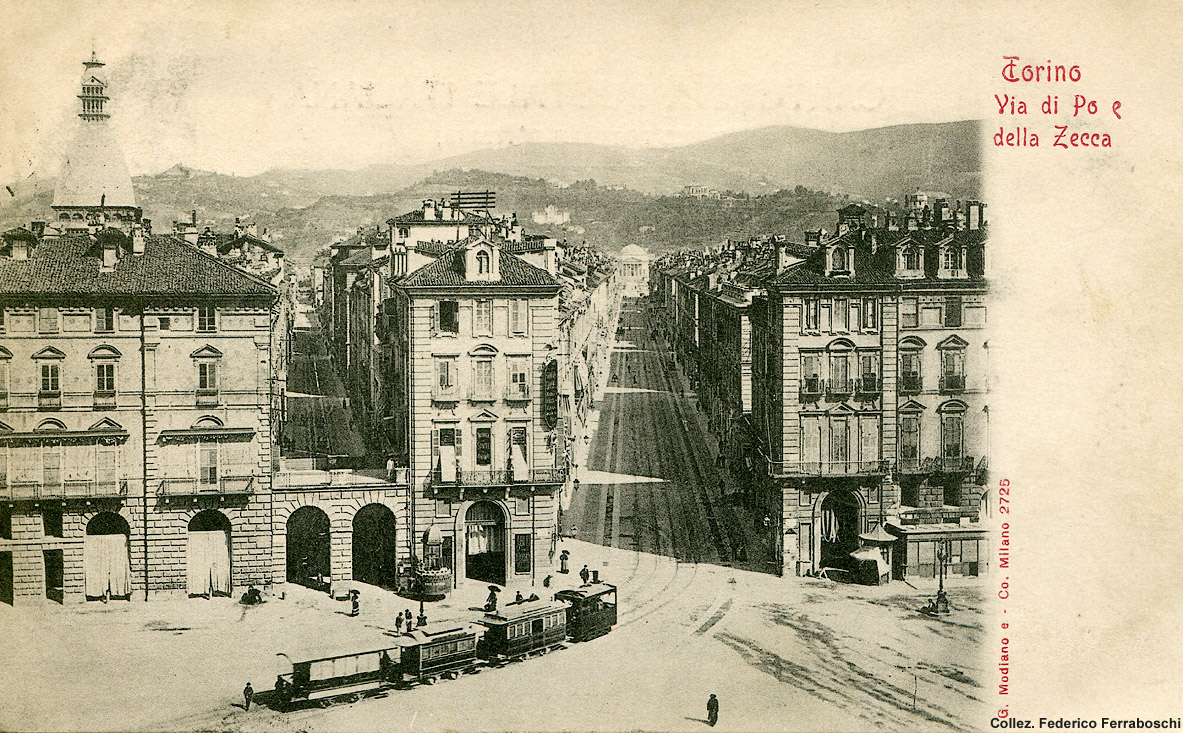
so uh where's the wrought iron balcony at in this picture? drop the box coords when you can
[196,388,220,407]
[799,376,823,399]
[856,376,881,396]
[826,379,853,399]
[430,466,567,488]
[900,373,922,393]
[431,386,462,402]
[3,478,129,500]
[158,475,255,496]
[897,506,978,526]
[939,374,966,393]
[897,455,976,474]
[766,459,890,477]
[93,390,116,410]
[503,385,531,401]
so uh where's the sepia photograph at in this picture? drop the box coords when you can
[1,1,1181,731]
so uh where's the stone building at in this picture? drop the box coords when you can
[751,202,990,580]
[618,244,651,297]
[383,234,565,588]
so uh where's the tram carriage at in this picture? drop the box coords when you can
[554,582,618,642]
[277,645,401,708]
[477,599,568,664]
[395,626,482,686]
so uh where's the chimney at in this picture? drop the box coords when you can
[423,199,437,220]
[544,237,557,276]
[142,218,152,235]
[30,221,45,238]
[198,227,217,256]
[132,225,145,256]
[804,229,821,249]
[234,217,244,236]
[968,201,984,230]
[441,200,453,220]
[191,210,198,226]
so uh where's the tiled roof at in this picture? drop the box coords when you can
[0,234,275,299]
[397,245,559,290]
[387,209,487,225]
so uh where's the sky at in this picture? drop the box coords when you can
[0,0,999,181]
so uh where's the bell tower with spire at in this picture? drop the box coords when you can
[52,51,141,230]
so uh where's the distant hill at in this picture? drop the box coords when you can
[1,120,981,260]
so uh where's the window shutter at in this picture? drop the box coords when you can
[455,427,462,458]
[431,302,437,333]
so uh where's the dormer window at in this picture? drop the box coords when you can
[477,251,491,275]
[831,247,847,272]
[904,247,921,270]
[942,248,960,271]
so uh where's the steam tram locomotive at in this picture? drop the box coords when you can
[274,583,618,709]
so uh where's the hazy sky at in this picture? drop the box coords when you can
[0,0,998,181]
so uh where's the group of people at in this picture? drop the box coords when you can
[558,550,593,584]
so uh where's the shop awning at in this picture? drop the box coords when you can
[859,523,897,544]
[438,445,457,483]
[510,444,528,482]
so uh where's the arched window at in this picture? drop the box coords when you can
[831,247,847,271]
[476,250,491,275]
[903,247,921,270]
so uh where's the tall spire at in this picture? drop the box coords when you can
[78,52,109,121]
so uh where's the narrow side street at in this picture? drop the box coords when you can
[563,297,775,571]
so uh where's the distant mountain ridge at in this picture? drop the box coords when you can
[0,119,981,259]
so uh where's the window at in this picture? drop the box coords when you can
[38,308,59,334]
[158,316,171,330]
[858,353,879,393]
[476,427,492,466]
[801,353,822,394]
[96,363,115,392]
[803,298,819,331]
[197,306,216,333]
[861,298,877,329]
[0,361,8,408]
[830,247,847,272]
[944,295,962,327]
[507,358,529,398]
[900,416,920,462]
[510,300,527,335]
[96,446,117,492]
[900,298,918,329]
[514,495,529,515]
[0,308,4,332]
[514,533,532,574]
[43,505,63,537]
[942,415,964,460]
[509,426,528,460]
[198,362,218,391]
[42,444,61,488]
[41,363,60,393]
[829,354,850,392]
[833,298,848,331]
[438,300,459,334]
[476,250,491,274]
[829,418,849,463]
[474,300,492,335]
[941,349,965,392]
[900,351,922,392]
[199,442,218,486]
[474,359,494,397]
[439,427,456,447]
[904,247,921,270]
[95,307,115,333]
[435,358,457,394]
[942,248,961,271]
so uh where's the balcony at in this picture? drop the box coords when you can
[799,377,823,400]
[767,459,890,477]
[825,379,853,399]
[93,390,116,410]
[900,373,922,393]
[3,478,129,500]
[38,390,62,410]
[431,386,462,403]
[897,505,978,526]
[855,376,881,397]
[196,388,220,407]
[158,475,255,496]
[897,455,977,474]
[430,466,567,490]
[939,374,966,393]
[503,385,531,402]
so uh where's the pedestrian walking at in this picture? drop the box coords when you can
[404,608,414,630]
[560,549,570,574]
[350,592,359,617]
[395,611,404,633]
[386,456,395,480]
[707,693,719,726]
[243,682,254,711]
[579,565,590,585]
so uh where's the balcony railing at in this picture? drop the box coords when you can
[900,374,922,393]
[856,376,881,396]
[939,374,966,393]
[431,386,461,402]
[431,467,567,487]
[3,478,128,500]
[38,390,62,410]
[158,475,255,496]
[196,388,220,407]
[826,379,853,398]
[799,377,823,399]
[898,506,978,526]
[504,385,531,401]
[898,455,976,474]
[767,459,890,477]
[93,390,116,410]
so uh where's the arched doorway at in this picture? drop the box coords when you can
[85,512,131,601]
[352,504,397,589]
[818,490,862,571]
[187,510,231,597]
[287,506,330,592]
[465,501,507,586]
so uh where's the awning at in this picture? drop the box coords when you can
[574,361,588,395]
[438,445,457,483]
[510,444,528,482]
[158,427,255,443]
[859,523,897,544]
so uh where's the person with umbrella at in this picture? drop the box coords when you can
[485,585,500,612]
[559,549,570,574]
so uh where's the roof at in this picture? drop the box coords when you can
[620,244,649,257]
[482,599,567,623]
[53,121,137,209]
[387,209,487,226]
[0,234,276,299]
[396,241,560,290]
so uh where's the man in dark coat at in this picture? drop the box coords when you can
[707,693,719,726]
[579,565,591,584]
[243,682,254,711]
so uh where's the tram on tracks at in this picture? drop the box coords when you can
[477,599,568,665]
